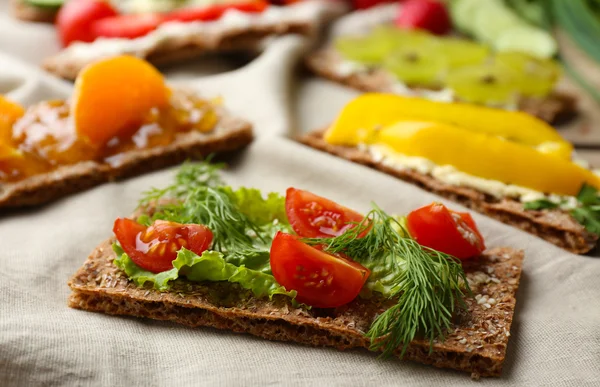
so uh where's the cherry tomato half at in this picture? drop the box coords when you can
[163,1,269,23]
[406,202,485,260]
[56,0,118,46]
[270,232,370,308]
[113,218,213,273]
[285,188,366,238]
[91,13,163,40]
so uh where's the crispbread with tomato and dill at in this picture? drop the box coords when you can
[67,162,524,379]
[42,1,347,81]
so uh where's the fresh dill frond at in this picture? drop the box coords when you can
[139,161,273,267]
[303,205,470,358]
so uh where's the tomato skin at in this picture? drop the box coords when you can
[113,218,213,273]
[285,188,366,238]
[163,1,269,23]
[91,14,163,40]
[395,0,451,35]
[351,0,396,10]
[406,203,485,260]
[270,232,370,308]
[56,0,119,46]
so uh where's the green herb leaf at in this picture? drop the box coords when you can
[113,244,295,299]
[303,205,469,358]
[523,198,559,210]
[576,183,600,205]
[139,161,290,273]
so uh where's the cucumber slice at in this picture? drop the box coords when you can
[495,26,557,59]
[24,0,63,8]
[449,0,482,34]
[471,0,523,45]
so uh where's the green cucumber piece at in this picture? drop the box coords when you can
[471,1,524,45]
[495,25,557,58]
[24,0,63,8]
[449,0,482,34]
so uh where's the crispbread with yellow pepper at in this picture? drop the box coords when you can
[305,49,577,124]
[69,235,523,379]
[299,129,597,254]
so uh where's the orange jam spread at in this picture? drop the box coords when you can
[0,90,218,183]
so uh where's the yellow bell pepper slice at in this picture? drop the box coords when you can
[372,121,600,196]
[325,93,573,159]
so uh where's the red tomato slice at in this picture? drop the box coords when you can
[406,203,485,260]
[113,218,213,273]
[285,188,366,238]
[163,1,269,23]
[56,0,118,46]
[91,14,163,40]
[270,232,370,308]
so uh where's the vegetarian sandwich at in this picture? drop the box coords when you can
[0,55,252,209]
[36,0,346,80]
[69,161,524,379]
[300,93,600,254]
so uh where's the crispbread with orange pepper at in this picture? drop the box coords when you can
[68,236,523,379]
[0,56,253,209]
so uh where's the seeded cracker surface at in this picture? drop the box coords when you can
[299,130,597,254]
[305,49,578,124]
[0,102,253,209]
[69,234,523,378]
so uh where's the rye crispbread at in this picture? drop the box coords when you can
[0,108,253,210]
[299,130,597,254]
[10,0,57,23]
[68,235,523,378]
[42,1,347,81]
[305,49,578,124]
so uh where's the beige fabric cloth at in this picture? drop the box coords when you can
[1,2,600,386]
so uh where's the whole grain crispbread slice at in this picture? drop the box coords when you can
[68,236,524,378]
[0,110,253,210]
[10,0,58,23]
[305,49,578,124]
[42,1,348,81]
[298,130,597,254]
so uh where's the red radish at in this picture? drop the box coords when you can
[351,0,397,10]
[395,0,451,35]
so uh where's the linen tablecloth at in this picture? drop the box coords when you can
[0,2,599,385]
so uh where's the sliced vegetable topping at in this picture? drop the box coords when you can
[407,202,485,259]
[372,120,600,196]
[56,0,118,46]
[270,232,370,308]
[285,187,366,238]
[163,1,269,22]
[113,218,213,273]
[325,93,572,159]
[395,0,451,35]
[72,55,169,147]
[91,13,163,39]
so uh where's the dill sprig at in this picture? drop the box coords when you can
[139,162,269,264]
[303,205,470,358]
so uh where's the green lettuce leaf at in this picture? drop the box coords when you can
[113,244,295,299]
[113,244,178,291]
[222,186,289,226]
